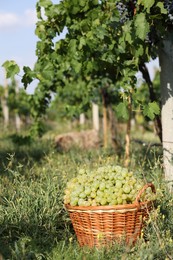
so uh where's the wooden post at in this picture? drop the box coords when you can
[15,80,21,132]
[124,95,132,167]
[92,102,99,131]
[2,70,9,129]
[101,94,108,149]
[79,113,85,126]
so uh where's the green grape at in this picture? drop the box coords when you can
[106,181,113,189]
[83,201,91,206]
[116,174,124,181]
[118,189,123,196]
[123,185,131,194]
[70,198,78,206]
[108,172,114,180]
[116,180,123,189]
[117,197,123,204]
[131,189,136,195]
[107,195,112,203]
[95,196,102,204]
[90,191,97,198]
[79,192,87,199]
[64,195,70,204]
[70,192,77,199]
[122,194,127,200]
[91,199,97,206]
[78,176,86,184]
[75,185,84,193]
[135,184,143,192]
[99,182,106,191]
[78,198,85,206]
[128,171,133,177]
[121,168,128,178]
[126,193,133,201]
[64,189,70,194]
[114,165,122,172]
[95,196,100,204]
[109,199,117,205]
[92,181,99,190]
[101,198,107,206]
[85,187,91,196]
[131,178,137,185]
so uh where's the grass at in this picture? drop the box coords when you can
[0,129,172,259]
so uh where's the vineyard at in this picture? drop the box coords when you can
[0,120,172,259]
[1,0,173,259]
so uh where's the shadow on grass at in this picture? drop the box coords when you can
[0,134,54,176]
[0,213,74,259]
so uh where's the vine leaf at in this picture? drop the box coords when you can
[156,2,167,14]
[38,0,52,8]
[143,102,160,120]
[135,13,149,40]
[116,102,129,120]
[2,60,20,79]
[139,0,155,12]
[22,66,35,89]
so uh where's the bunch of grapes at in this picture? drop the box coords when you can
[64,165,154,207]
[164,0,173,22]
[116,1,137,24]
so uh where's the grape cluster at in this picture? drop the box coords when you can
[145,25,158,45]
[164,0,173,22]
[116,1,137,24]
[116,2,129,24]
[64,165,154,207]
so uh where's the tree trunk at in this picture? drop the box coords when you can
[107,106,120,150]
[159,31,173,192]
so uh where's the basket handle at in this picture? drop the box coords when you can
[135,183,156,203]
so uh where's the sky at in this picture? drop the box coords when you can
[0,0,40,93]
[0,0,160,94]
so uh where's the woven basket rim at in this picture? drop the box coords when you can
[65,200,152,212]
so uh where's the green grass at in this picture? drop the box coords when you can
[0,131,172,259]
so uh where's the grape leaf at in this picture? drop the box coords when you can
[116,102,129,120]
[22,66,35,88]
[135,45,144,57]
[79,0,86,7]
[39,0,52,8]
[139,0,155,12]
[156,2,167,14]
[2,60,20,79]
[123,22,132,44]
[143,102,160,120]
[135,13,149,40]
[79,37,86,50]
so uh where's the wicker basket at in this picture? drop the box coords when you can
[65,183,156,247]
